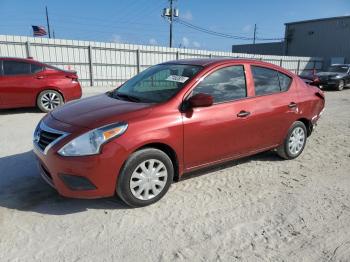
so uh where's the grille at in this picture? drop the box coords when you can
[37,130,63,151]
[34,121,67,154]
[318,76,329,82]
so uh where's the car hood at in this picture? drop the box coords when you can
[316,72,346,78]
[50,93,153,129]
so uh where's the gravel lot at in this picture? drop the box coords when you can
[0,87,350,262]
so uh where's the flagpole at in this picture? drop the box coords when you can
[45,6,51,38]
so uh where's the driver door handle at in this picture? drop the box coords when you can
[288,102,297,108]
[237,110,251,118]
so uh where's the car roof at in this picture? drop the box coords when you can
[330,64,350,66]
[0,57,42,64]
[161,58,278,68]
[161,58,294,76]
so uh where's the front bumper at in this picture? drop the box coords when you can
[318,79,340,88]
[33,122,128,199]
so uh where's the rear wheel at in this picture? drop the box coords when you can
[116,148,174,207]
[337,80,344,91]
[277,121,307,160]
[37,90,64,112]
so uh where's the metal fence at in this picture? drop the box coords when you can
[0,35,324,87]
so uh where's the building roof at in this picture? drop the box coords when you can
[285,15,350,25]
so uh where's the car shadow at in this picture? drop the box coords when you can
[0,150,282,215]
[181,150,282,181]
[321,87,350,92]
[0,151,129,215]
[0,107,43,115]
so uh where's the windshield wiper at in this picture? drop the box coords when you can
[113,92,141,102]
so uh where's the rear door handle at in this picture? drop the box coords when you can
[237,110,251,117]
[36,76,44,79]
[288,102,297,108]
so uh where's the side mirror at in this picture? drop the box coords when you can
[187,93,213,108]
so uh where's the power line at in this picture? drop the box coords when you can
[175,18,284,41]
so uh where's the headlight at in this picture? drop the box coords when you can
[58,122,128,156]
[331,75,341,79]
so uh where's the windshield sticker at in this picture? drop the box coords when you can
[166,75,189,83]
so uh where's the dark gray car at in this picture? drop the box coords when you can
[316,64,350,91]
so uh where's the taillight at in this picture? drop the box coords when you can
[65,74,79,83]
[315,91,324,100]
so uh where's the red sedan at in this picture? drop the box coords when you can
[33,58,325,207]
[0,57,82,112]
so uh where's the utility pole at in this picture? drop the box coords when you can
[162,0,178,48]
[253,24,257,44]
[45,6,51,38]
[169,0,173,48]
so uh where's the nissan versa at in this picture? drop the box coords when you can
[33,59,325,207]
[0,57,81,112]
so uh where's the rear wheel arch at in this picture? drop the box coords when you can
[36,87,65,103]
[297,117,313,136]
[36,89,65,112]
[277,120,307,160]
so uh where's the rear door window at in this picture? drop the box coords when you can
[252,66,292,95]
[3,61,31,76]
[251,66,280,95]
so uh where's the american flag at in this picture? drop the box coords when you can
[32,26,47,37]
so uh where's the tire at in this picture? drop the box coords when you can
[116,148,174,207]
[336,80,344,91]
[277,121,307,160]
[37,90,64,113]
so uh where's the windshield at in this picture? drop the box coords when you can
[327,65,349,73]
[112,64,202,103]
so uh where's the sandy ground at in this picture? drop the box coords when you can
[0,87,350,262]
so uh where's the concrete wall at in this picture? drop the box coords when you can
[0,35,323,86]
[232,42,284,56]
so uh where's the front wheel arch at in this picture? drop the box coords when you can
[132,143,180,182]
[116,147,174,207]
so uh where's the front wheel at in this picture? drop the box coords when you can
[277,121,307,160]
[37,90,64,112]
[336,80,344,91]
[116,148,174,207]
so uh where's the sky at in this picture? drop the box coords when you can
[0,0,349,51]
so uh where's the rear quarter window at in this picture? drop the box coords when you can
[278,72,292,91]
[31,63,44,73]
